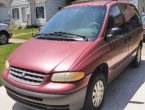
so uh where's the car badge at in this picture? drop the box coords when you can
[21,72,26,78]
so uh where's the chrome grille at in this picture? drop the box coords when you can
[9,67,45,86]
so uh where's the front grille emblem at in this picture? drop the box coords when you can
[21,72,26,78]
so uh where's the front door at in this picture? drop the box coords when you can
[106,5,129,80]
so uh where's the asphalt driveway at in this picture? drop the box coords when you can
[0,45,145,110]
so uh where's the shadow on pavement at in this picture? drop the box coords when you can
[12,60,145,110]
[13,103,32,110]
[102,60,145,110]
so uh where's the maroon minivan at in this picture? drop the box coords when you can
[2,1,143,110]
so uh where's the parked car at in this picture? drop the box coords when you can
[2,1,143,110]
[0,23,12,45]
[141,14,145,42]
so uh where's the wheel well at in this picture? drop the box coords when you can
[92,63,109,82]
[0,30,9,38]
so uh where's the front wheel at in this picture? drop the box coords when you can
[83,73,106,110]
[0,32,9,45]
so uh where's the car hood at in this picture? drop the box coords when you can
[8,38,92,74]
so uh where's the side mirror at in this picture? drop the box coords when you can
[104,27,123,41]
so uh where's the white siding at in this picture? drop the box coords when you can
[30,3,36,26]
[11,4,31,26]
[35,3,46,26]
[10,0,67,26]
[45,0,66,22]
[10,0,32,26]
[0,6,10,24]
[11,0,29,6]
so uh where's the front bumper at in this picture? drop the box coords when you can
[2,78,87,110]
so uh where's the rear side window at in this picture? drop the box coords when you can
[119,4,142,33]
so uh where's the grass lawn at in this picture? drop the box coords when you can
[0,43,21,86]
[15,33,37,40]
[12,28,39,35]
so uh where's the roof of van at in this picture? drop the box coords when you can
[66,1,129,8]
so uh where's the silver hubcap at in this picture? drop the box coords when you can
[137,47,141,63]
[0,35,7,44]
[92,80,104,107]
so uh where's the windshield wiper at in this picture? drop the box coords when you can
[34,32,88,41]
[49,31,88,41]
[33,33,48,38]
[33,33,76,41]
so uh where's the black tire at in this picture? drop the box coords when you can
[83,73,107,110]
[0,32,9,45]
[132,45,142,67]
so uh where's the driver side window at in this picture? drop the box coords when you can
[107,5,124,38]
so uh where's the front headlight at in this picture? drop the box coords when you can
[5,60,10,69]
[51,72,85,82]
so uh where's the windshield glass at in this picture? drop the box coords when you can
[39,6,106,41]
[142,15,145,23]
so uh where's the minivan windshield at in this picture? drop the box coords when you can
[39,6,106,41]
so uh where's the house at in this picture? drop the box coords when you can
[10,0,66,27]
[0,0,11,24]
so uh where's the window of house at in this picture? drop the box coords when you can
[12,8,19,19]
[36,7,45,19]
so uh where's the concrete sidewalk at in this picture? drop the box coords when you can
[9,39,26,44]
[0,86,32,110]
[13,31,38,38]
[0,45,145,110]
[102,56,145,110]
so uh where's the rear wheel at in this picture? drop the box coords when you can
[0,32,9,45]
[83,73,106,110]
[132,45,142,67]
